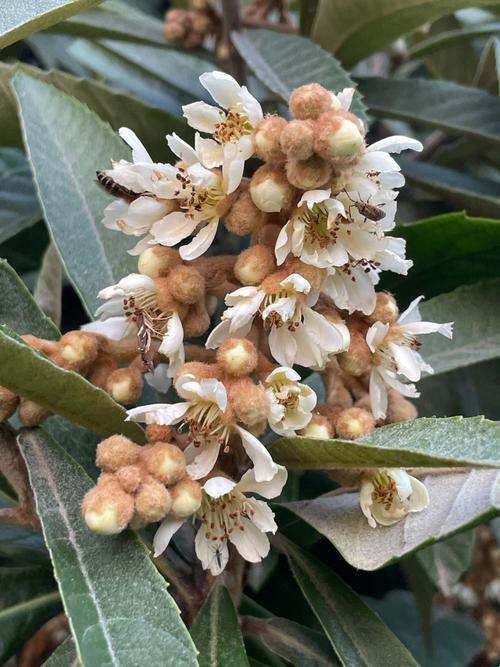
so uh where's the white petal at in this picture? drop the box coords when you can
[166,133,199,165]
[229,518,270,562]
[409,476,430,512]
[268,326,297,367]
[153,516,184,556]
[359,479,377,528]
[366,321,389,352]
[280,273,311,294]
[400,321,454,339]
[151,211,198,246]
[237,465,288,499]
[236,426,278,482]
[119,127,152,163]
[195,525,229,575]
[145,363,171,393]
[387,469,413,501]
[239,86,263,126]
[247,498,277,533]
[206,319,232,349]
[265,366,300,384]
[81,316,132,340]
[222,151,245,194]
[179,219,219,261]
[159,312,183,356]
[185,440,221,480]
[367,135,423,154]
[182,101,222,132]
[337,87,355,111]
[298,189,331,208]
[389,342,422,382]
[275,220,293,266]
[195,135,224,168]
[203,476,236,498]
[369,369,388,420]
[199,71,241,109]
[398,295,424,324]
[126,402,189,425]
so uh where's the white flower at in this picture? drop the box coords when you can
[206,273,350,369]
[83,273,184,376]
[366,296,453,419]
[264,367,316,436]
[127,374,280,482]
[182,71,263,194]
[152,465,287,575]
[360,468,429,528]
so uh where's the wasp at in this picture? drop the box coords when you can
[343,191,386,222]
[96,170,143,201]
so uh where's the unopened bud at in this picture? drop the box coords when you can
[335,407,375,439]
[280,120,314,160]
[182,298,211,339]
[225,189,267,235]
[82,478,134,534]
[250,165,296,213]
[0,386,19,422]
[140,442,186,485]
[228,378,267,426]
[18,399,50,427]
[284,258,325,291]
[138,246,181,278]
[300,414,334,439]
[252,223,282,248]
[217,339,258,377]
[135,479,172,523]
[146,424,174,443]
[286,155,332,190]
[154,278,188,318]
[58,331,99,372]
[96,435,141,472]
[164,20,188,41]
[314,111,364,162]
[106,367,143,406]
[235,245,276,286]
[167,265,205,305]
[385,390,417,423]
[289,83,332,120]
[253,116,287,163]
[190,11,211,34]
[170,476,202,518]
[338,330,371,376]
[116,465,143,493]
[367,293,399,324]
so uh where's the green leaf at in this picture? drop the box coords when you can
[270,416,500,471]
[0,0,103,49]
[418,280,500,375]
[34,243,63,329]
[410,20,500,58]
[191,584,249,667]
[282,469,499,571]
[416,531,475,596]
[0,260,60,338]
[358,77,500,147]
[474,36,500,95]
[0,325,144,441]
[231,29,367,125]
[43,415,100,479]
[383,213,500,303]
[0,566,61,664]
[12,71,138,317]
[398,158,500,219]
[0,147,41,244]
[43,638,77,666]
[243,615,339,667]
[18,428,198,667]
[0,520,48,565]
[311,0,500,66]
[278,537,419,666]
[0,62,190,160]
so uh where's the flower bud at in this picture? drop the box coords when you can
[234,245,276,286]
[175,361,218,382]
[314,111,364,162]
[250,165,296,213]
[22,334,59,356]
[164,20,188,41]
[146,423,174,443]
[138,246,181,278]
[224,189,267,235]
[182,298,211,339]
[289,83,332,120]
[88,356,118,389]
[335,407,375,440]
[217,339,258,377]
[190,11,211,34]
[140,442,186,485]
[280,120,314,160]
[253,116,287,162]
[228,378,267,426]
[300,414,334,439]
[96,435,141,472]
[0,386,19,422]
[153,278,188,318]
[82,479,134,535]
[251,223,282,248]
[167,265,205,305]
[284,258,325,291]
[385,390,417,423]
[367,293,399,324]
[286,155,332,189]
[170,476,202,518]
[57,331,99,372]
[337,330,371,376]
[106,367,143,406]
[134,479,172,523]
[116,464,143,493]
[18,399,50,427]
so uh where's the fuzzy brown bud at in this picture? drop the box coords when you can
[217,339,258,377]
[96,435,141,472]
[314,111,364,163]
[0,386,19,422]
[250,164,296,213]
[225,189,267,236]
[153,278,188,319]
[385,390,417,423]
[57,331,99,372]
[140,442,186,485]
[228,378,268,426]
[252,223,282,248]
[138,246,181,278]
[300,414,334,439]
[146,424,174,443]
[106,366,143,406]
[182,298,211,339]
[168,265,205,305]
[286,155,332,189]
[337,330,372,376]
[82,478,134,535]
[170,476,202,518]
[134,479,172,523]
[176,361,218,382]
[116,465,143,493]
[253,116,287,162]
[234,245,276,286]
[289,83,332,120]
[367,292,399,324]
[18,399,50,427]
[335,407,375,440]
[280,120,314,160]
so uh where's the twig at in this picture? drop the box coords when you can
[220,0,246,83]
[0,424,39,528]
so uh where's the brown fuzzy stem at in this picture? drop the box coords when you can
[192,255,237,288]
[184,344,217,363]
[0,424,39,528]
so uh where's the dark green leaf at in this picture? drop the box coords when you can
[231,29,367,124]
[474,36,500,95]
[43,637,77,666]
[18,428,198,667]
[34,243,63,329]
[43,416,100,479]
[415,531,475,596]
[0,147,41,244]
[409,21,500,59]
[0,325,144,441]
[191,584,250,667]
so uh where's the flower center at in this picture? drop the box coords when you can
[372,472,397,511]
[181,400,232,452]
[197,489,254,542]
[213,109,253,144]
[173,169,225,219]
[261,291,302,331]
[340,258,380,282]
[301,203,351,249]
[123,291,172,371]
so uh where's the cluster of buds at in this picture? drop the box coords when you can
[163,2,218,50]
[82,427,202,535]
